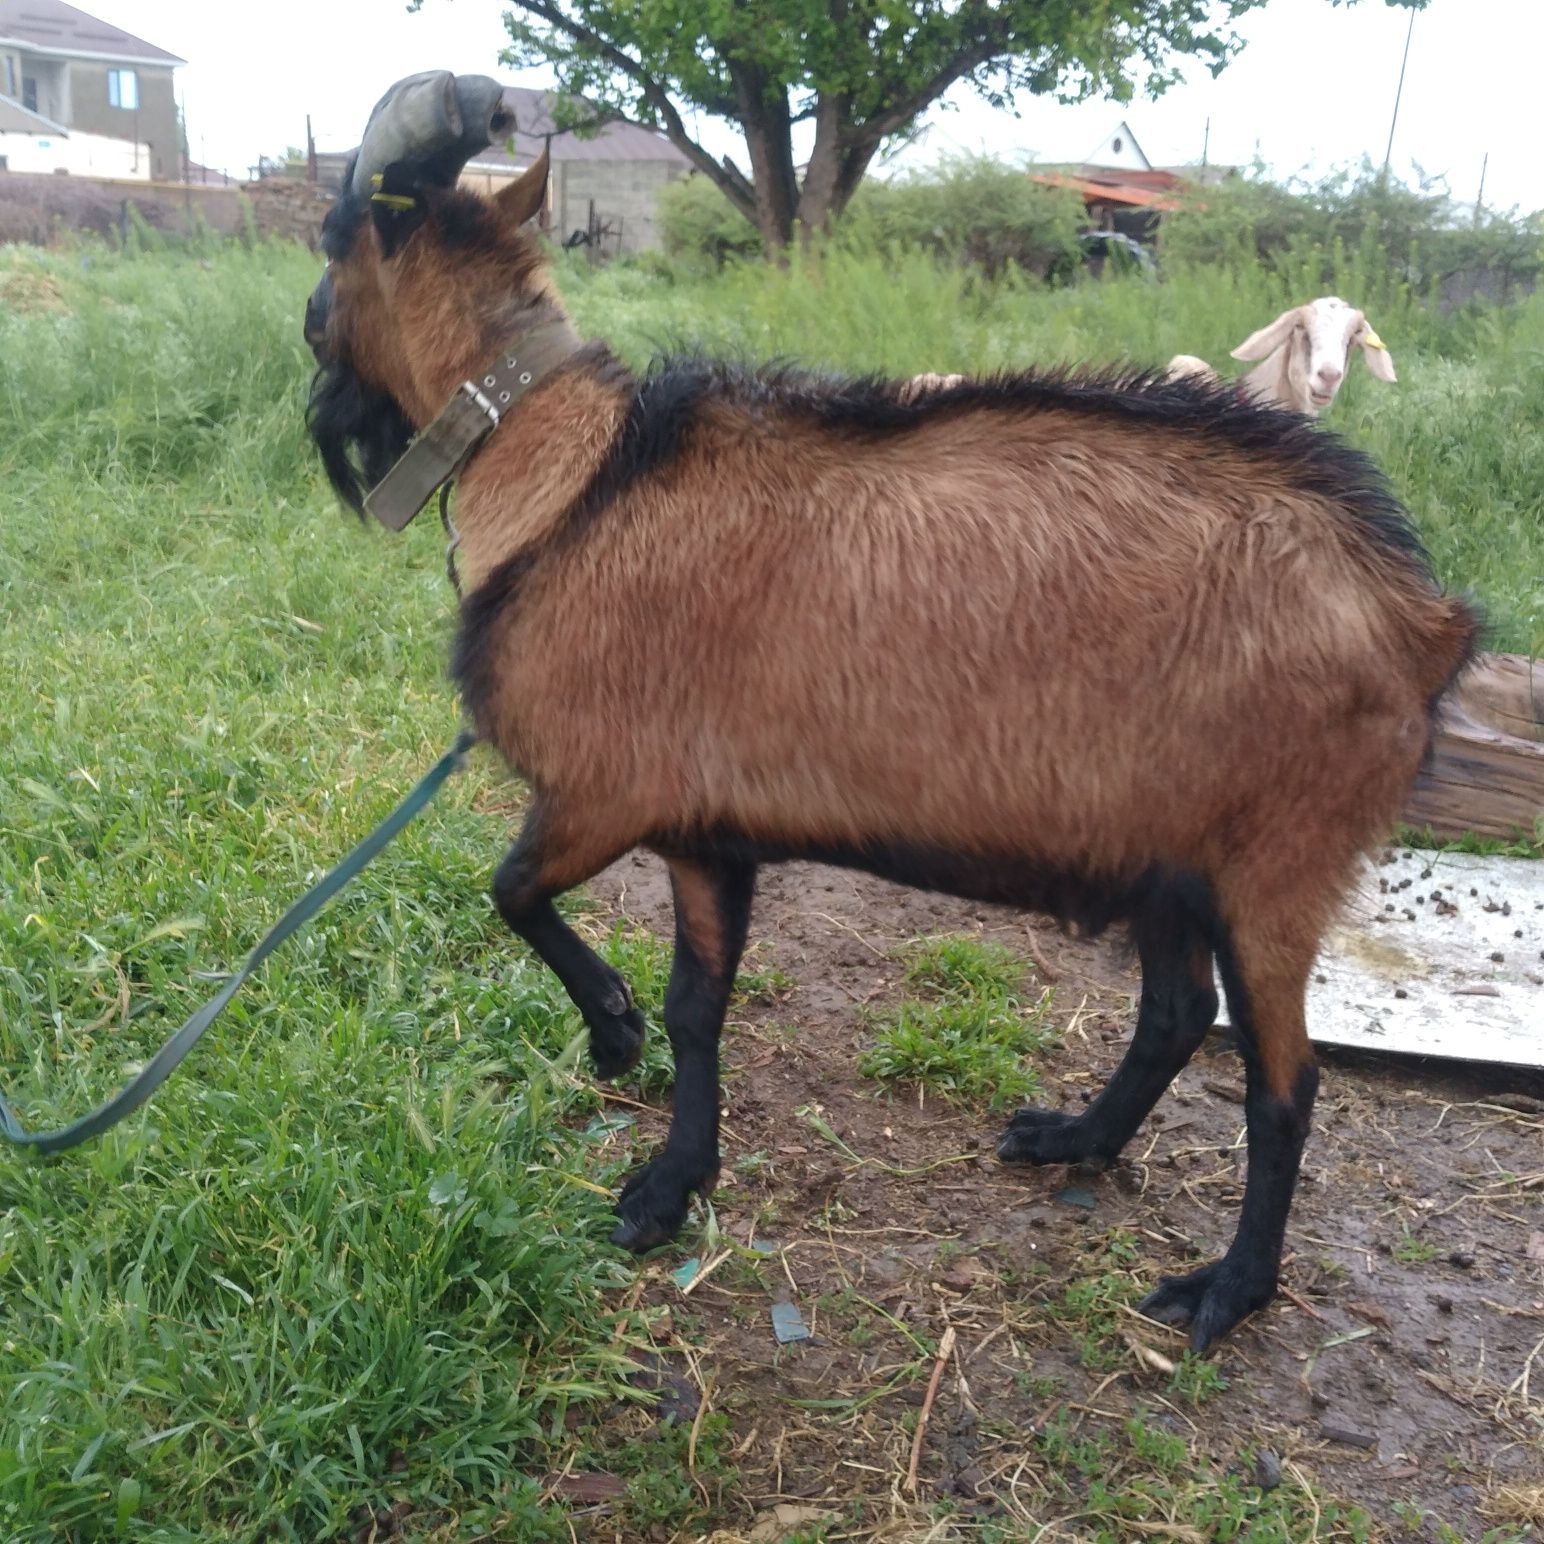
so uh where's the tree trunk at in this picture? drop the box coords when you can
[731,63,798,252]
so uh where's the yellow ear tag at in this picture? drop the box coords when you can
[371,192,418,211]
[1363,328,1387,350]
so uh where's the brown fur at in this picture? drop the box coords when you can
[310,165,1477,1347]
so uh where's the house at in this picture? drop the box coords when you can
[0,0,183,180]
[1032,120,1233,243]
[460,87,691,254]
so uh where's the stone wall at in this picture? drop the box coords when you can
[0,171,331,248]
[552,159,686,253]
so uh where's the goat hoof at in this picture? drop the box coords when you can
[589,1006,646,1081]
[1138,1259,1276,1352]
[997,1107,1103,1166]
[610,1156,709,1253]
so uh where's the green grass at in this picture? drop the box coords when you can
[859,935,1055,1109]
[0,231,1539,1537]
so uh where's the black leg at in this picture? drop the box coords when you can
[998,897,1218,1167]
[1138,917,1320,1351]
[492,818,645,1079]
[612,855,757,1252]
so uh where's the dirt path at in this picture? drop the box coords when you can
[578,851,1544,1542]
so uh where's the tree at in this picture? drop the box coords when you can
[480,0,1428,253]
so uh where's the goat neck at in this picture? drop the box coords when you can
[445,326,633,596]
[380,242,633,594]
[1238,347,1312,415]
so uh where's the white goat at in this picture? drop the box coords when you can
[904,297,1396,416]
[1165,296,1397,415]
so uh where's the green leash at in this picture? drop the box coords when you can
[0,729,477,1155]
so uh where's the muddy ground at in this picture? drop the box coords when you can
[569,852,1544,1543]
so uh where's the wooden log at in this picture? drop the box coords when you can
[1401,653,1544,843]
[1450,651,1542,743]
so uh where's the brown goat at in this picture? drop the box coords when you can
[305,73,1478,1351]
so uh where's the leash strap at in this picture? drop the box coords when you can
[0,729,477,1154]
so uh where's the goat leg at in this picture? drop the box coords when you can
[612,854,756,1252]
[1139,912,1319,1351]
[999,886,1217,1167]
[492,814,645,1079]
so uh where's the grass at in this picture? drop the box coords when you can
[859,934,1056,1109]
[0,231,1539,1537]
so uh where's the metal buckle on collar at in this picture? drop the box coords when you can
[459,379,502,429]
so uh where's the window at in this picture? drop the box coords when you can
[3,56,16,97]
[108,68,138,111]
[22,76,36,113]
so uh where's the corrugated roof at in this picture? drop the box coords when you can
[0,87,65,131]
[1030,171,1181,211]
[0,0,183,64]
[469,86,690,167]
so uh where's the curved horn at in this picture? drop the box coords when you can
[351,72,514,196]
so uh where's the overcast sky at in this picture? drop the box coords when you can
[100,0,1540,214]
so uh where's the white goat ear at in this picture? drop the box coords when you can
[1230,309,1300,361]
[1357,324,1397,383]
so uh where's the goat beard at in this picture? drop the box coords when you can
[306,360,418,517]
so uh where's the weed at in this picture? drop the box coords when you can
[1394,1226,1441,1264]
[860,934,1057,1109]
[1167,1352,1231,1406]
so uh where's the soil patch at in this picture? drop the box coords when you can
[577,851,1544,1541]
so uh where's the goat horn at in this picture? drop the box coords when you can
[351,72,513,196]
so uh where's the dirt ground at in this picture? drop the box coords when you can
[573,851,1544,1543]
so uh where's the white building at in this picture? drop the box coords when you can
[0,90,148,177]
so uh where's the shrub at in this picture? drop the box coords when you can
[657,174,763,268]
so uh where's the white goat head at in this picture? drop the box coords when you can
[1230,296,1397,414]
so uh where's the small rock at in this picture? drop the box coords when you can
[954,1465,986,1497]
[1310,1387,1331,1409]
[1394,988,1408,999]
[1447,1250,1475,1269]
[1489,952,1505,964]
[771,1301,812,1344]
[1054,1184,1098,1211]
[1320,1421,1378,1451]
[1253,1450,1283,1490]
[543,1473,625,1505]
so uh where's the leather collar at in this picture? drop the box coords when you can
[363,316,580,531]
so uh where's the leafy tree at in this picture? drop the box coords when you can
[477,0,1427,252]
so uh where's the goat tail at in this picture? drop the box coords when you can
[1420,593,1484,713]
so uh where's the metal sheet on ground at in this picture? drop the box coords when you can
[1304,850,1543,1068]
[1214,851,1543,1067]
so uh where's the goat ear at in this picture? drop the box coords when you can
[495,144,550,229]
[1230,309,1299,361]
[369,162,429,259]
[1357,323,1398,383]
